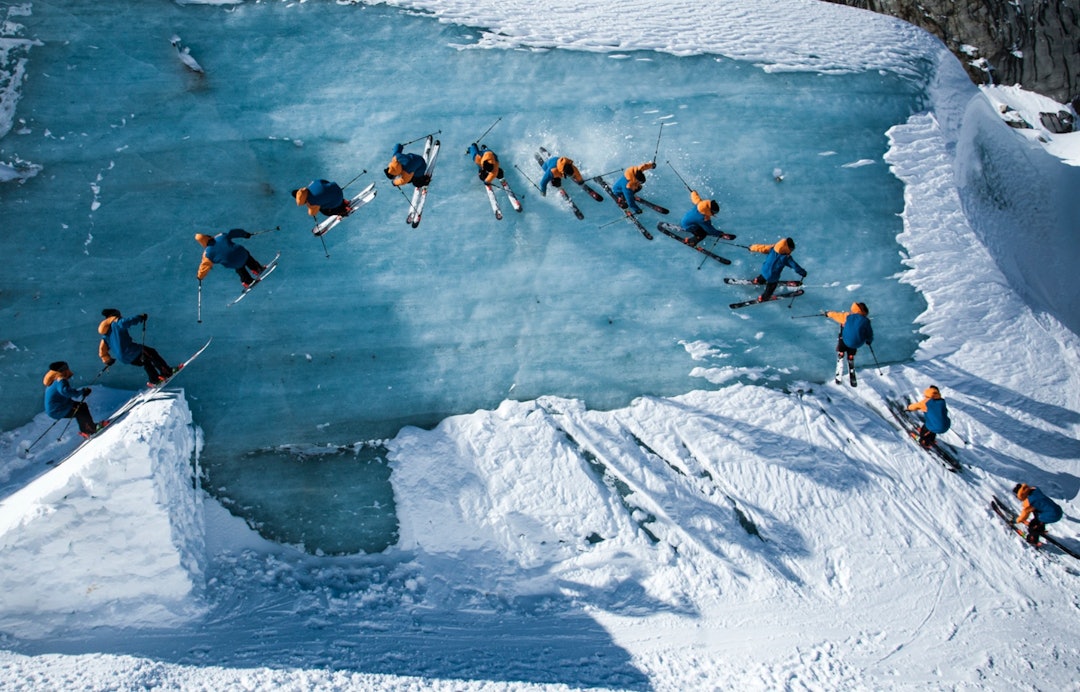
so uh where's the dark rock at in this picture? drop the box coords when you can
[823,0,1079,106]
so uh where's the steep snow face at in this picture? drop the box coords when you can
[0,393,205,638]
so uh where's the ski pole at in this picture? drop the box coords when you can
[868,343,883,376]
[697,235,721,270]
[514,164,542,193]
[341,169,368,190]
[598,215,629,229]
[319,234,330,259]
[790,312,828,319]
[666,160,693,192]
[197,279,203,324]
[250,226,281,237]
[396,184,420,219]
[402,130,441,147]
[651,123,664,164]
[474,118,501,146]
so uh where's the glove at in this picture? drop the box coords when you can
[105,358,117,367]
[81,388,92,397]
[140,313,148,322]
[478,170,486,180]
[798,269,808,278]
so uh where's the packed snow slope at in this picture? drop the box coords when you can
[2,0,1080,690]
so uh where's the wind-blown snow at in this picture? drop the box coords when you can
[2,0,1079,690]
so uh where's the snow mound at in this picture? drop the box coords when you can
[0,393,205,638]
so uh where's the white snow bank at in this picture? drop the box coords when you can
[385,0,935,76]
[0,393,205,638]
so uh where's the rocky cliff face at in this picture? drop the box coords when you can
[824,0,1079,108]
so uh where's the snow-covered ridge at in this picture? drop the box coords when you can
[0,394,205,638]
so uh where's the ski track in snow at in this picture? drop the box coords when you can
[1,0,1080,689]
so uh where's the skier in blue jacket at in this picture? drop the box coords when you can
[385,143,429,188]
[293,180,349,217]
[680,190,722,246]
[97,309,175,386]
[748,237,807,301]
[195,229,266,288]
[539,155,583,195]
[906,385,951,448]
[611,161,655,215]
[826,302,873,380]
[1013,483,1064,545]
[42,361,105,437]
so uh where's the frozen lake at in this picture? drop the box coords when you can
[0,1,928,553]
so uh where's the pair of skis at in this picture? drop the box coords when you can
[722,277,805,309]
[481,178,522,220]
[657,223,737,265]
[228,252,280,307]
[406,136,441,228]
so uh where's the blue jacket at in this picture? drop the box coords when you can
[204,229,252,270]
[101,315,146,364]
[388,143,427,185]
[44,376,84,419]
[612,175,640,213]
[305,179,344,210]
[680,207,721,236]
[922,398,951,434]
[1024,487,1064,523]
[840,313,874,350]
[759,249,806,283]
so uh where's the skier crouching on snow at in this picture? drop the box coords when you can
[196,229,266,289]
[292,179,349,218]
[385,143,430,188]
[748,237,807,301]
[42,361,105,438]
[906,385,951,448]
[612,161,656,215]
[468,143,505,184]
[1013,483,1063,545]
[98,309,176,387]
[826,302,873,379]
[679,190,722,246]
[539,155,583,196]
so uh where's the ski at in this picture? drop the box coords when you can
[724,278,801,287]
[46,338,212,467]
[623,211,653,240]
[849,360,858,387]
[654,223,731,264]
[408,138,440,228]
[313,182,377,236]
[535,151,583,220]
[884,399,962,472]
[635,196,669,215]
[405,137,432,226]
[500,179,523,213]
[834,355,845,386]
[483,183,503,220]
[228,252,280,307]
[728,289,804,310]
[659,221,735,242]
[539,147,602,202]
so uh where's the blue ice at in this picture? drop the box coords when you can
[0,2,928,553]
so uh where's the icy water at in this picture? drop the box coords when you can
[0,1,928,553]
